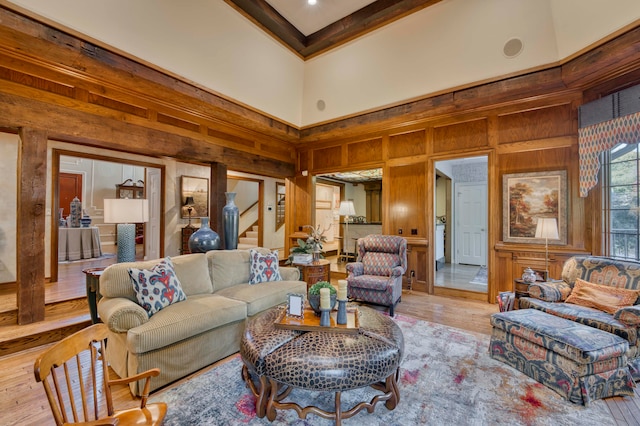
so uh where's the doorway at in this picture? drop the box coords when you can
[434,156,488,296]
[51,150,164,283]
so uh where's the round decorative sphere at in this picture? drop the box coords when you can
[188,218,221,253]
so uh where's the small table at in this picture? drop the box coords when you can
[83,267,105,324]
[294,259,331,290]
[513,279,531,309]
[240,306,404,425]
[59,227,102,261]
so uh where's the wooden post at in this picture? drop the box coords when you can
[17,128,47,324]
[210,162,227,248]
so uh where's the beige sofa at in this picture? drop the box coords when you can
[97,248,306,395]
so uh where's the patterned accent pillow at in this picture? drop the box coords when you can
[565,278,640,314]
[614,306,640,326]
[249,249,282,284]
[128,257,187,316]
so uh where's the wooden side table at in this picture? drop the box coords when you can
[83,267,106,324]
[514,279,531,309]
[294,259,331,290]
[181,225,197,254]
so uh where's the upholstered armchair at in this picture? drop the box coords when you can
[346,234,407,316]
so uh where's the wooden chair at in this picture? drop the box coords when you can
[34,323,167,425]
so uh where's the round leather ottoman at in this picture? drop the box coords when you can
[240,306,404,425]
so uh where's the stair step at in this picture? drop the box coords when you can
[0,298,91,357]
[239,237,258,245]
[252,225,259,232]
[246,231,258,238]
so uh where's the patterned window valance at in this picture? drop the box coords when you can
[578,110,640,197]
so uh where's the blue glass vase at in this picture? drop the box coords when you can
[188,217,220,253]
[223,192,239,250]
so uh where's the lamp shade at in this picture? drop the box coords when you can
[535,218,559,240]
[338,200,356,216]
[104,198,149,224]
[184,196,195,206]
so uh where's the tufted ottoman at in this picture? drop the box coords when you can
[490,309,635,405]
[240,306,404,425]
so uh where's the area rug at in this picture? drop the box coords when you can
[470,265,488,285]
[151,314,613,425]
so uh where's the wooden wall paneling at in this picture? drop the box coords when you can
[17,128,47,324]
[0,7,300,142]
[286,175,312,254]
[347,138,383,164]
[386,161,427,238]
[311,145,342,170]
[496,104,573,144]
[210,163,227,246]
[433,118,488,153]
[388,129,426,159]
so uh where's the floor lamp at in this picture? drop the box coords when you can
[104,198,149,263]
[535,217,559,279]
[339,200,356,261]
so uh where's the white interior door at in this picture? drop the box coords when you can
[145,168,161,260]
[456,183,487,265]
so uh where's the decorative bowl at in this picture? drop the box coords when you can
[307,293,337,315]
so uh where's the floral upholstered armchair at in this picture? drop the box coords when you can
[346,234,407,316]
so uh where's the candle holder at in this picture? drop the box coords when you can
[337,300,347,325]
[320,308,331,327]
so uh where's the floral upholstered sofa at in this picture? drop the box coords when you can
[519,255,640,380]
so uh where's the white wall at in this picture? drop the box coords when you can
[0,133,17,283]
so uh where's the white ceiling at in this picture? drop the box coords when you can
[265,0,377,36]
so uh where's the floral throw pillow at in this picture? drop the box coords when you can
[249,249,282,284]
[128,257,187,316]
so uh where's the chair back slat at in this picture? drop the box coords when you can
[34,324,112,425]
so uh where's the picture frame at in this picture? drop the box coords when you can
[503,170,567,244]
[181,176,209,218]
[287,293,305,318]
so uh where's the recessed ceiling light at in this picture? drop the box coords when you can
[308,0,317,5]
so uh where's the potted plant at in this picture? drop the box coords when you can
[286,224,330,264]
[307,281,337,315]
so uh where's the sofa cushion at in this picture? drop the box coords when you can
[362,252,400,276]
[519,297,638,345]
[215,280,307,316]
[100,254,213,299]
[128,258,187,316]
[126,294,247,354]
[528,280,573,302]
[615,306,640,327]
[565,278,640,314]
[207,248,274,291]
[249,249,282,284]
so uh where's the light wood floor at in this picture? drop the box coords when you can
[1,253,639,425]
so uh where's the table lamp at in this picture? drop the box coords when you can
[104,198,149,263]
[535,217,559,278]
[184,196,195,226]
[339,200,356,260]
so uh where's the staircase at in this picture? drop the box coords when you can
[238,225,259,249]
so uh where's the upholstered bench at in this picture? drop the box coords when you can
[489,309,635,405]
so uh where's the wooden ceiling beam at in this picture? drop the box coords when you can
[225,0,442,59]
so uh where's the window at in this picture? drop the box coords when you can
[602,143,640,260]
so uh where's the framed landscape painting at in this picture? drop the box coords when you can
[181,176,209,218]
[502,170,567,244]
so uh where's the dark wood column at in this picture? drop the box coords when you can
[210,162,227,247]
[17,128,47,324]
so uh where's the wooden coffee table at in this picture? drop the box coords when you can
[240,305,404,425]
